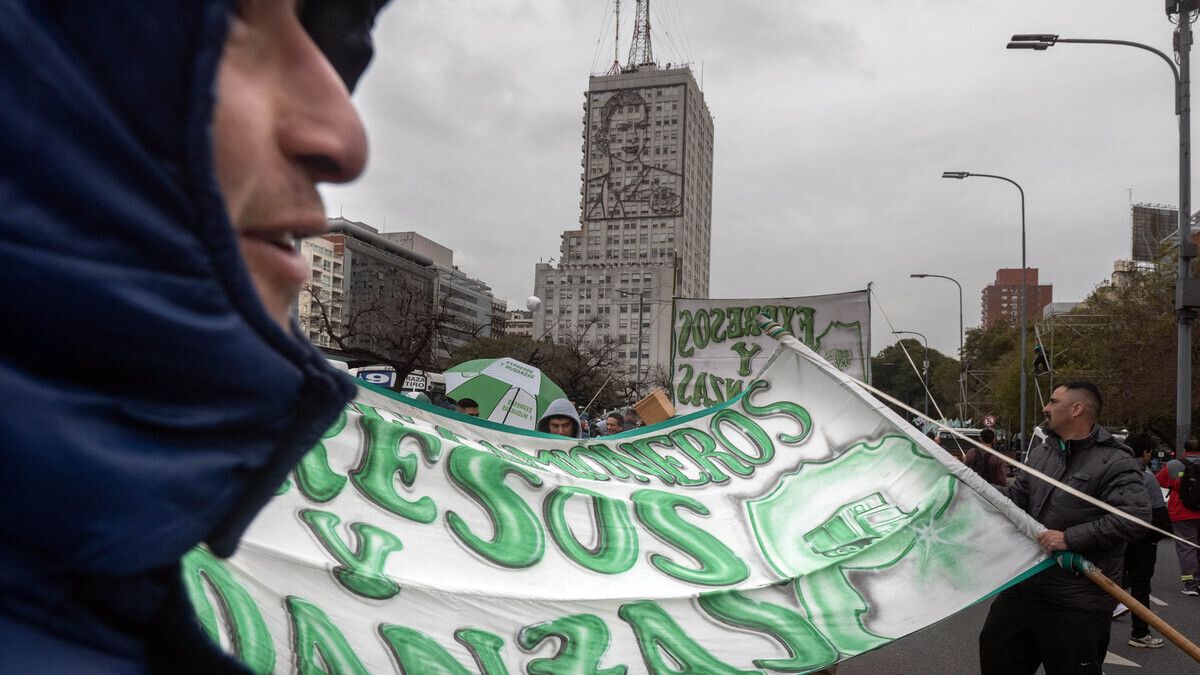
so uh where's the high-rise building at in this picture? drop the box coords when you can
[981,268,1053,327]
[379,231,498,362]
[317,218,438,365]
[532,56,714,384]
[490,298,509,337]
[1131,203,1178,262]
[299,236,342,347]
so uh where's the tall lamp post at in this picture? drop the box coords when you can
[1008,20,1199,452]
[942,171,1029,450]
[893,330,930,417]
[615,289,648,395]
[911,273,965,420]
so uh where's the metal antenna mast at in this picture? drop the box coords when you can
[606,0,622,75]
[626,0,654,70]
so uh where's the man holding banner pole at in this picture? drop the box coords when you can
[978,382,1149,674]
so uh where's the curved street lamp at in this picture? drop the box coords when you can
[942,171,1029,449]
[892,330,930,417]
[911,273,965,420]
[1007,28,1197,453]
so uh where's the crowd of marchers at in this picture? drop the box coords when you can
[441,395,645,440]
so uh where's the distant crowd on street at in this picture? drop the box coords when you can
[437,394,645,440]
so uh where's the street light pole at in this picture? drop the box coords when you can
[911,273,965,420]
[942,172,1028,449]
[893,330,930,417]
[1009,23,1198,451]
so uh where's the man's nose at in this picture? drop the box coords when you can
[278,33,368,185]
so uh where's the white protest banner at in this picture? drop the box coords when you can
[671,291,870,413]
[185,335,1048,674]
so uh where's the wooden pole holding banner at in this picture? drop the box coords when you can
[1080,559,1200,663]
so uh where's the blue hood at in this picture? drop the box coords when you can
[0,0,385,668]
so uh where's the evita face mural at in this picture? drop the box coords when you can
[585,88,684,220]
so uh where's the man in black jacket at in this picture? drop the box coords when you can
[978,382,1150,675]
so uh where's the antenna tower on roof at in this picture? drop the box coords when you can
[625,0,654,70]
[605,0,622,75]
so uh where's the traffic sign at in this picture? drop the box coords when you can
[983,415,996,428]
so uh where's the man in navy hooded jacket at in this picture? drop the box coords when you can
[0,1,387,671]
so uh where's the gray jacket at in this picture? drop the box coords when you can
[1000,425,1150,613]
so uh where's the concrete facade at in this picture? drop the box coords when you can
[506,310,533,337]
[532,64,714,385]
[298,236,342,347]
[433,265,494,361]
[981,268,1053,328]
[319,218,438,363]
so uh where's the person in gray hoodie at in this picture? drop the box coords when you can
[537,398,583,438]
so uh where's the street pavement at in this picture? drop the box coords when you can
[839,540,1200,674]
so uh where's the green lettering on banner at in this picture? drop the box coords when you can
[299,510,403,599]
[778,306,798,334]
[725,307,744,340]
[710,410,775,466]
[593,443,671,483]
[619,600,756,675]
[181,548,275,674]
[686,372,717,409]
[454,629,511,675]
[693,309,710,349]
[668,428,753,482]
[293,409,349,503]
[379,625,472,675]
[708,308,727,344]
[744,306,761,336]
[624,432,705,485]
[731,341,762,378]
[698,589,838,672]
[622,436,708,486]
[287,596,368,675]
[675,310,694,357]
[498,443,606,480]
[565,446,620,482]
[445,446,546,568]
[741,380,813,445]
[674,363,694,406]
[544,486,638,575]
[352,405,441,524]
[631,490,749,586]
[519,614,627,675]
[793,306,816,345]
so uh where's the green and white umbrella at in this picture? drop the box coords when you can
[443,357,568,430]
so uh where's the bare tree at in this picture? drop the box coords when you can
[449,315,629,413]
[303,280,485,387]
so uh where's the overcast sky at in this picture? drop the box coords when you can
[322,0,1183,357]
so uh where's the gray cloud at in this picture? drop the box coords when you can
[324,0,1182,356]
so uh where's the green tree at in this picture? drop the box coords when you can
[871,339,958,420]
[1039,257,1200,447]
